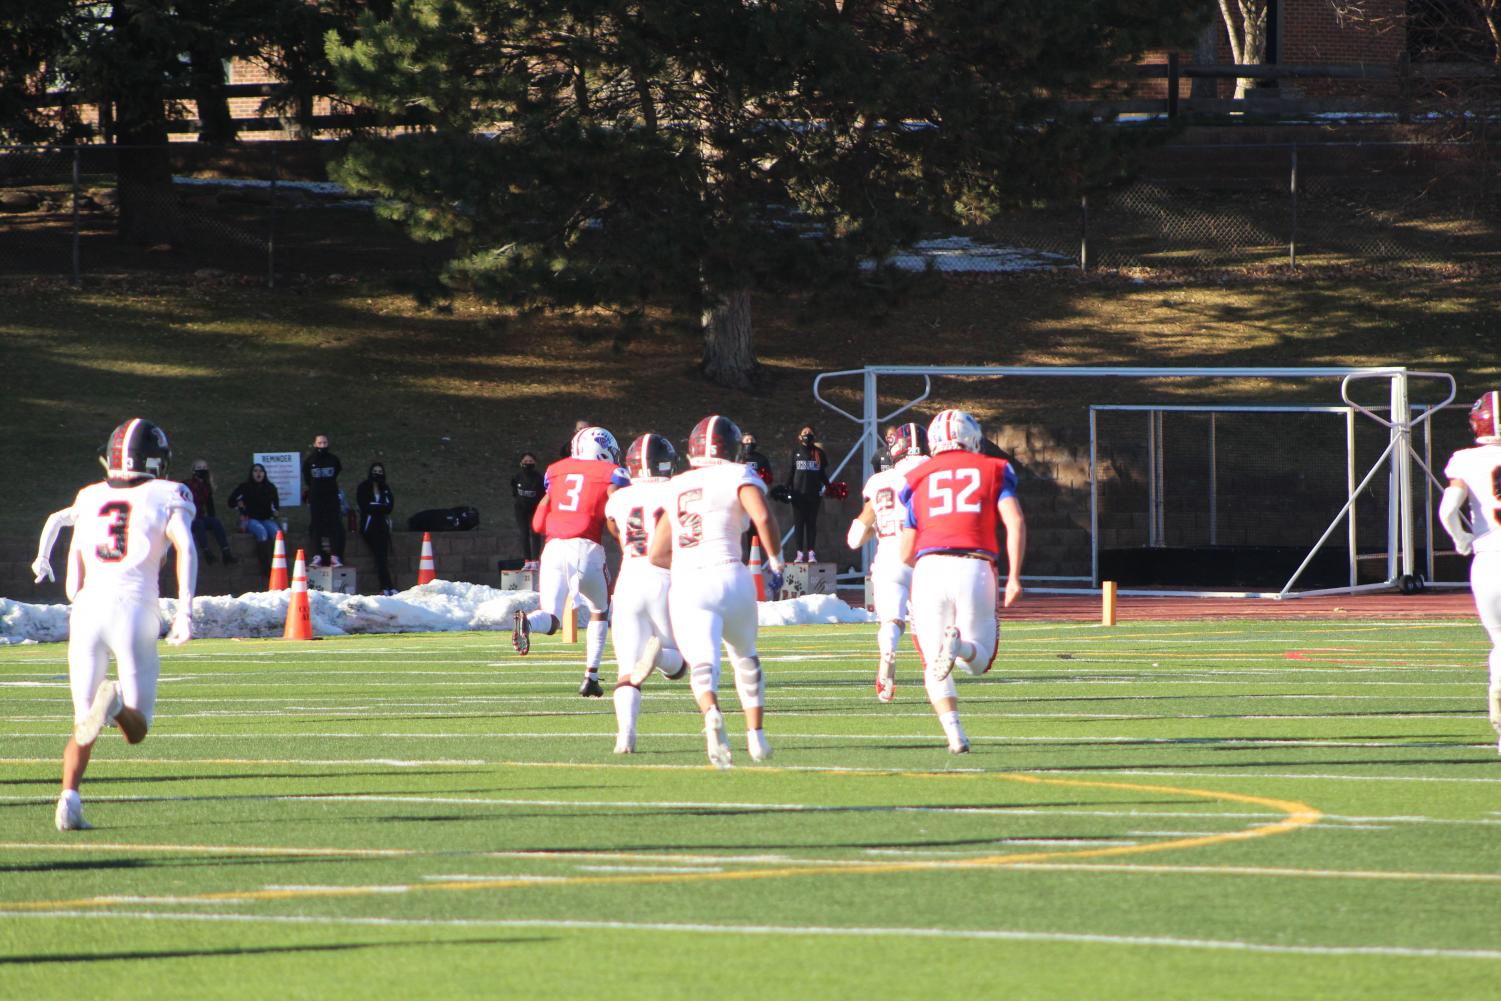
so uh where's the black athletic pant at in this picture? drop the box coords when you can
[514,503,542,560]
[361,518,394,591]
[790,493,821,554]
[308,502,345,560]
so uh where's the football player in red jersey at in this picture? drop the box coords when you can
[1438,390,1501,754]
[898,409,1026,753]
[31,419,198,830]
[513,425,631,697]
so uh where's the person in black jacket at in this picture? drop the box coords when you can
[228,462,283,574]
[511,452,545,566]
[784,424,831,563]
[303,433,344,567]
[357,461,396,594]
[737,432,774,562]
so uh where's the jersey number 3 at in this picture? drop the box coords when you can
[96,501,131,562]
[556,473,586,512]
[927,469,982,516]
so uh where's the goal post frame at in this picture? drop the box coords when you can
[811,364,1457,599]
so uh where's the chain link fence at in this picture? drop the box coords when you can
[2,141,1498,283]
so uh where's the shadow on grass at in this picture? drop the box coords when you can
[0,937,542,965]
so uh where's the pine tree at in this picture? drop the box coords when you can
[329,0,1200,388]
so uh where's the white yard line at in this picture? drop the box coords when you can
[0,910,1496,961]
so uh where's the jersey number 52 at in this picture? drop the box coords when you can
[926,469,982,516]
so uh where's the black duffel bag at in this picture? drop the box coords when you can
[407,506,480,532]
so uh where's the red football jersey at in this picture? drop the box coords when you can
[535,458,631,543]
[900,450,1018,560]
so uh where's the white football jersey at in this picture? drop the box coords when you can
[663,462,766,572]
[605,479,672,566]
[1445,444,1501,553]
[862,455,928,571]
[66,478,196,600]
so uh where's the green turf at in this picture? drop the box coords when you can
[2,619,1499,999]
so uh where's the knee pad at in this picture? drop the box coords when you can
[924,667,958,704]
[690,662,720,702]
[659,645,687,680]
[733,656,764,709]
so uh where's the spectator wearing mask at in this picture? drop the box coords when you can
[228,462,283,574]
[357,461,397,595]
[784,425,831,563]
[511,452,545,566]
[186,459,237,565]
[303,433,344,567]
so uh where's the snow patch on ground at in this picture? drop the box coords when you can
[865,236,1071,273]
[0,581,870,645]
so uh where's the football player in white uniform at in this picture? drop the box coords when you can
[31,419,198,831]
[649,415,784,768]
[603,433,687,754]
[1439,391,1501,754]
[847,423,930,703]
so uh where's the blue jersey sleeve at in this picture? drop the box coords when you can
[610,466,631,488]
[998,463,1018,501]
[899,482,918,529]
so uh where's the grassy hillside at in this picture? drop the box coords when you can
[3,266,1496,540]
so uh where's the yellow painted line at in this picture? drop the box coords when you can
[5,772,1319,913]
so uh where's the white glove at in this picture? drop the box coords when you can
[1453,532,1474,557]
[166,614,193,647]
[31,556,54,583]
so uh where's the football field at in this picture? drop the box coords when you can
[2,618,1499,1000]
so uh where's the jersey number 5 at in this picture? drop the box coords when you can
[676,489,704,548]
[96,501,131,562]
[927,469,982,516]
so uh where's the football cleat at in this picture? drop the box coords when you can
[686,415,741,467]
[885,422,929,462]
[571,426,622,464]
[1470,391,1501,444]
[99,418,171,480]
[624,434,677,481]
[704,707,733,769]
[511,610,530,655]
[876,653,896,704]
[927,409,984,455]
[629,636,662,687]
[54,795,91,832]
[747,730,773,763]
[948,735,971,755]
[931,626,961,683]
[74,680,122,746]
[614,735,636,755]
[579,675,604,698]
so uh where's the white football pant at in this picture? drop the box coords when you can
[910,554,999,698]
[68,592,161,727]
[611,564,678,679]
[669,565,761,706]
[536,537,610,620]
[870,563,913,624]
[1470,552,1501,691]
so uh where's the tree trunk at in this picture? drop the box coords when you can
[189,43,237,144]
[111,4,185,247]
[700,287,760,390]
[1191,7,1220,100]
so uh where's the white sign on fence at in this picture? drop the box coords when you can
[254,451,302,508]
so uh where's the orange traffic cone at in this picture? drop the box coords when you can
[748,537,767,601]
[267,530,289,591]
[416,532,437,585]
[283,549,313,640]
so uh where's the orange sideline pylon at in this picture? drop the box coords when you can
[748,537,767,601]
[416,532,437,585]
[283,549,312,640]
[562,604,579,644]
[267,530,289,590]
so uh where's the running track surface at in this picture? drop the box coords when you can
[996,590,1477,622]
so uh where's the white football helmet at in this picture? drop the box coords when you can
[927,409,983,455]
[570,425,621,463]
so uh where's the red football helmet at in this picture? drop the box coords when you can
[1471,391,1501,443]
[884,422,929,463]
[624,433,677,480]
[686,415,741,467]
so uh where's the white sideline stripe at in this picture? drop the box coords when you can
[1,910,1497,961]
[575,865,727,874]
[421,874,564,882]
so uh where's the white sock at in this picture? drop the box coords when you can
[939,710,966,746]
[585,619,608,672]
[526,610,557,634]
[59,789,80,808]
[613,682,641,742]
[924,667,958,704]
[878,621,903,658]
